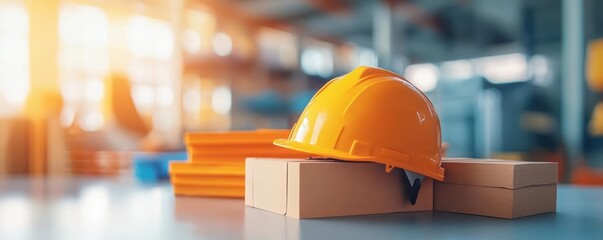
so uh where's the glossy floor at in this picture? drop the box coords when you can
[1,177,602,240]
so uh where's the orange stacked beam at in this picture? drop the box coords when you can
[170,129,309,198]
[68,151,131,176]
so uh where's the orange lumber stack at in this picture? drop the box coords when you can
[170,129,309,198]
[68,151,131,176]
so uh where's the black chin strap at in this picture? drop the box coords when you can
[401,170,422,205]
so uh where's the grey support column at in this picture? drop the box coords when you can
[561,0,585,178]
[373,1,394,69]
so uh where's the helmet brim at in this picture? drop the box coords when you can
[274,139,445,181]
[273,139,372,161]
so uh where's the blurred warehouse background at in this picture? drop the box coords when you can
[0,0,602,183]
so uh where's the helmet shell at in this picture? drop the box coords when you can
[274,66,444,181]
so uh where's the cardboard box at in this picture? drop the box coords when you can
[434,158,557,219]
[245,158,433,218]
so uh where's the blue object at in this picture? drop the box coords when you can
[289,90,316,114]
[241,90,289,116]
[133,151,187,183]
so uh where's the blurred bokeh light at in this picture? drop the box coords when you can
[0,0,600,186]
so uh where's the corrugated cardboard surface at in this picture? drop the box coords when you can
[435,158,557,219]
[441,158,558,188]
[246,158,432,219]
[435,183,557,219]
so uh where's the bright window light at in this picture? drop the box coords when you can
[185,9,216,56]
[0,4,28,31]
[126,15,177,129]
[405,63,439,92]
[82,51,109,75]
[479,53,528,84]
[186,9,216,31]
[182,29,201,54]
[58,3,109,129]
[258,28,298,69]
[3,77,29,105]
[440,60,474,80]
[155,86,174,106]
[277,40,298,68]
[153,110,174,132]
[354,47,378,67]
[59,4,108,48]
[530,55,553,87]
[60,81,79,103]
[212,32,232,57]
[183,88,202,113]
[0,3,29,114]
[60,105,76,127]
[83,79,104,103]
[79,109,104,131]
[131,85,155,114]
[127,15,174,60]
[211,86,231,115]
[301,49,320,76]
[301,47,334,78]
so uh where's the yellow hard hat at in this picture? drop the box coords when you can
[274,66,445,181]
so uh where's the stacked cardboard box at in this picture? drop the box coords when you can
[170,130,309,198]
[245,158,433,218]
[434,158,557,219]
[246,158,558,219]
